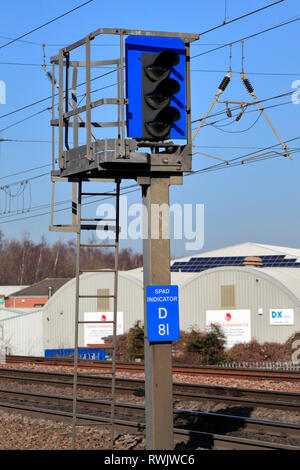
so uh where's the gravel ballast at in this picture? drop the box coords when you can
[0,410,145,450]
[0,362,299,450]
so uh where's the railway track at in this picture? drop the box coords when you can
[0,367,300,413]
[0,387,299,450]
[5,355,300,382]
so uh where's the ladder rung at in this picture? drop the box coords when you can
[78,295,115,299]
[80,243,117,248]
[80,224,118,231]
[80,218,116,222]
[82,192,117,196]
[79,269,116,273]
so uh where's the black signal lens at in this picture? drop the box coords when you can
[142,49,181,140]
[145,107,180,139]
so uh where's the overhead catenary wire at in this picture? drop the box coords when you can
[211,110,263,133]
[238,45,292,159]
[0,0,285,50]
[192,90,295,125]
[192,98,292,132]
[0,36,120,47]
[198,0,286,36]
[1,133,299,224]
[0,0,294,224]
[0,186,140,224]
[0,88,293,136]
[0,0,95,51]
[5,140,293,219]
[0,179,32,215]
[192,34,294,158]
[0,182,137,218]
[0,0,291,174]
[0,108,52,133]
[0,36,227,48]
[0,148,297,224]
[1,12,297,140]
[192,67,233,141]
[3,61,300,78]
[190,148,300,176]
[0,68,117,121]
[0,139,86,144]
[191,69,300,77]
[0,74,294,130]
[0,88,295,143]
[0,80,118,133]
[190,136,300,175]
[0,172,48,189]
[192,14,300,60]
[0,2,291,122]
[0,164,52,181]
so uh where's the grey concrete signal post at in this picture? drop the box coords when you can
[49,28,199,450]
[141,175,182,449]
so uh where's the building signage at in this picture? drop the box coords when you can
[206,309,251,348]
[84,312,124,346]
[270,309,294,325]
[146,285,179,342]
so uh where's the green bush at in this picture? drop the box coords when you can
[183,324,227,365]
[227,332,300,363]
[127,321,144,361]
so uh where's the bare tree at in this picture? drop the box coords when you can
[0,232,142,285]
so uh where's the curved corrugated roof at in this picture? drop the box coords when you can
[126,267,195,286]
[252,267,300,303]
[173,242,300,263]
[42,271,143,312]
[179,266,300,305]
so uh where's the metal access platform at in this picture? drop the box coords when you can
[49,28,199,185]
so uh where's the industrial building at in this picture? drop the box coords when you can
[0,286,28,305]
[171,242,300,347]
[0,242,300,356]
[5,278,70,308]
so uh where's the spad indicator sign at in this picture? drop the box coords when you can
[146,285,179,342]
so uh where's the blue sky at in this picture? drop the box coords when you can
[0,0,299,258]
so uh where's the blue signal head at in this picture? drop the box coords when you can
[125,36,186,141]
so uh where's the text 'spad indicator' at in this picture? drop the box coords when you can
[146,285,180,342]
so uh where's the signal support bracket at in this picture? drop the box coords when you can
[54,139,192,179]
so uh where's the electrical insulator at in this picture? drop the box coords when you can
[236,105,245,122]
[226,103,232,118]
[218,74,231,92]
[241,74,254,95]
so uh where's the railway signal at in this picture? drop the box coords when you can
[50,27,198,451]
[125,36,187,140]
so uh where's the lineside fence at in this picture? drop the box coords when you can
[219,361,300,371]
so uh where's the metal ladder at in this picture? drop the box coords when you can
[71,179,120,450]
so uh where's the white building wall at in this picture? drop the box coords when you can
[3,265,300,356]
[180,268,300,344]
[0,310,43,356]
[42,272,144,351]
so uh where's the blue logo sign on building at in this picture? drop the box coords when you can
[146,285,179,342]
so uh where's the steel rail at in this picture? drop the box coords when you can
[5,355,300,381]
[0,368,299,412]
[0,388,299,450]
